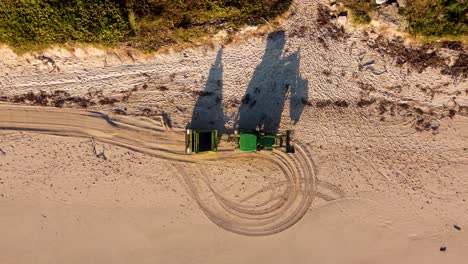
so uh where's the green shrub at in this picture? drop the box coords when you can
[341,0,376,24]
[125,0,293,51]
[0,0,129,47]
[0,0,292,51]
[404,0,468,36]
[340,0,467,36]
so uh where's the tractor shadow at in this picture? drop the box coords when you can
[236,30,308,134]
[189,31,308,135]
[189,48,225,132]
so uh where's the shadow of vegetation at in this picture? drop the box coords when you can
[189,48,225,131]
[236,30,308,134]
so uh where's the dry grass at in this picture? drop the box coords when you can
[0,0,293,52]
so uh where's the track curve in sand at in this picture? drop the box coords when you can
[0,103,316,236]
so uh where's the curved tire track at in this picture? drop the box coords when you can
[0,103,316,236]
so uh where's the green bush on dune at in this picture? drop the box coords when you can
[404,0,468,36]
[341,0,376,24]
[119,0,294,50]
[0,0,129,46]
[341,0,467,37]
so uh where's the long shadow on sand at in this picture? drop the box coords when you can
[236,30,308,134]
[188,48,225,131]
[189,31,308,134]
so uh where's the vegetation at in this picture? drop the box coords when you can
[0,0,128,48]
[1,0,465,52]
[125,0,292,50]
[0,0,293,52]
[340,0,376,24]
[340,0,467,37]
[403,0,467,36]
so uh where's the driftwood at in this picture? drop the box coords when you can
[91,137,107,160]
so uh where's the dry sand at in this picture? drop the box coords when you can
[1,0,468,263]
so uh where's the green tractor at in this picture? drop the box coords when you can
[185,129,219,154]
[235,130,295,153]
[185,128,294,154]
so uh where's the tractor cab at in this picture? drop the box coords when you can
[236,130,294,153]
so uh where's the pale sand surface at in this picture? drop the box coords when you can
[1,0,468,263]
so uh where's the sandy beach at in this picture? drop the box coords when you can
[1,0,467,263]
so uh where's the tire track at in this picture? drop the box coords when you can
[0,103,316,236]
[172,144,316,236]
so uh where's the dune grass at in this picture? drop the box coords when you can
[0,0,128,51]
[403,0,467,36]
[340,0,376,24]
[0,0,293,52]
[340,0,467,37]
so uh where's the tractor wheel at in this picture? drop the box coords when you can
[185,129,192,154]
